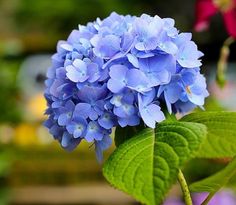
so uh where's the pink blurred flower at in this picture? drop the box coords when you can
[193,191,236,205]
[194,0,236,38]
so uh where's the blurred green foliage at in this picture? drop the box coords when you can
[0,149,12,177]
[0,148,12,205]
[0,60,21,123]
[2,0,227,54]
[184,159,226,184]
[8,144,113,186]
[13,0,186,34]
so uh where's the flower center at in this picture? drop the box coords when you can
[76,124,83,131]
[90,124,97,130]
[186,86,192,95]
[67,112,72,118]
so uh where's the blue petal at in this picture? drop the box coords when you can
[78,84,108,102]
[66,65,88,83]
[74,129,84,138]
[127,54,139,68]
[126,69,151,92]
[144,37,159,50]
[89,108,99,120]
[56,67,66,79]
[66,122,77,134]
[122,90,135,104]
[118,115,140,127]
[158,41,178,55]
[74,103,91,119]
[98,112,116,129]
[139,55,175,85]
[178,59,202,68]
[107,79,125,93]
[51,54,63,68]
[61,132,82,151]
[109,65,128,80]
[165,83,182,103]
[87,63,100,83]
[61,132,71,147]
[93,35,120,59]
[95,135,112,162]
[49,124,64,138]
[49,79,64,98]
[57,41,73,53]
[177,41,202,68]
[175,101,197,114]
[174,33,192,47]
[58,113,72,126]
[138,95,165,128]
[148,70,170,86]
[110,94,123,107]
[121,32,134,53]
[181,70,197,85]
[73,59,86,69]
[66,117,87,138]
[67,29,81,44]
[164,93,173,114]
[85,121,103,142]
[65,100,75,110]
[114,103,136,118]
[135,42,146,51]
[140,104,165,128]
[187,93,205,106]
[138,89,156,105]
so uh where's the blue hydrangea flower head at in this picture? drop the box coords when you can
[44,12,208,161]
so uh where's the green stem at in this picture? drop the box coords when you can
[223,37,235,47]
[201,192,216,205]
[216,37,235,87]
[178,169,193,205]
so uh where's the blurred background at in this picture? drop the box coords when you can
[0,0,236,204]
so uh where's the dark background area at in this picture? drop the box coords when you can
[1,0,236,59]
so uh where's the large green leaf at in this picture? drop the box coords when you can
[114,124,145,147]
[181,112,236,158]
[103,121,207,205]
[190,157,236,192]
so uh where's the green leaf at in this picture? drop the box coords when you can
[114,124,145,147]
[181,111,236,158]
[103,121,207,205]
[190,157,236,192]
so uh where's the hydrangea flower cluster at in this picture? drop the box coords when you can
[44,12,209,160]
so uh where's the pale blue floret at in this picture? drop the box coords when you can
[138,90,165,128]
[66,116,87,138]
